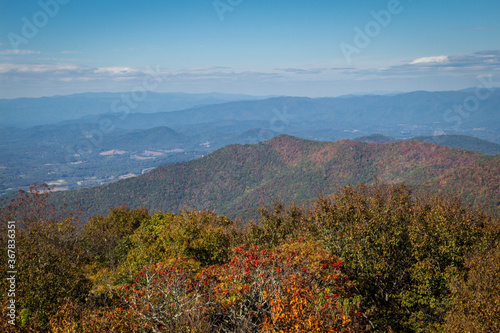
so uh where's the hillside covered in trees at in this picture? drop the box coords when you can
[412,134,500,155]
[54,135,500,221]
[1,182,499,332]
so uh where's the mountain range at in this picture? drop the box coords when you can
[0,92,267,128]
[53,135,500,221]
[1,89,499,195]
[89,90,500,142]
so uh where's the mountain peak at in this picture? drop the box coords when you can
[264,134,311,145]
[262,134,316,165]
[355,134,397,143]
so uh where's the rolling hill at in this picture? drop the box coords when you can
[2,89,499,193]
[412,134,500,155]
[54,135,500,221]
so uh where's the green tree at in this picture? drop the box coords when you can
[0,184,90,331]
[81,204,149,269]
[116,209,239,284]
[246,201,311,248]
[313,183,414,331]
[311,183,498,332]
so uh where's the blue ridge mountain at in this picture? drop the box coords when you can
[53,135,500,222]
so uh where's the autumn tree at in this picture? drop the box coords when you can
[444,240,500,332]
[0,183,91,331]
[312,182,499,332]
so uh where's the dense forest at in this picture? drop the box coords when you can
[1,182,499,332]
[53,135,500,221]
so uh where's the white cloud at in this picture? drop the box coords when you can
[93,66,140,75]
[2,50,498,98]
[0,49,41,55]
[0,62,346,85]
[0,63,80,74]
[181,66,232,73]
[354,50,500,77]
[275,68,325,75]
[410,55,449,65]
[0,63,151,78]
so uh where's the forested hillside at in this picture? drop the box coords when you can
[54,135,500,221]
[412,134,500,155]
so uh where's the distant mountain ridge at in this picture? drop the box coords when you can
[3,89,499,142]
[355,134,397,143]
[54,135,500,221]
[0,92,268,128]
[412,134,500,155]
[52,89,498,145]
[355,134,500,155]
[116,91,500,130]
[103,126,185,150]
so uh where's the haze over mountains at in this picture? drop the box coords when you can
[1,89,499,195]
[47,89,500,143]
[0,92,267,128]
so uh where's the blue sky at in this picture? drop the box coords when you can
[0,0,499,98]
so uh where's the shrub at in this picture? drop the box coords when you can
[401,193,489,331]
[119,245,367,332]
[116,209,238,285]
[245,201,312,248]
[313,183,414,331]
[48,301,137,333]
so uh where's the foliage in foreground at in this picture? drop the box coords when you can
[116,245,365,332]
[1,182,499,332]
[311,184,499,332]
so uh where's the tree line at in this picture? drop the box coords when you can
[1,182,499,332]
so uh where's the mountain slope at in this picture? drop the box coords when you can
[412,134,500,155]
[355,134,397,143]
[109,90,500,143]
[102,126,185,151]
[54,135,500,221]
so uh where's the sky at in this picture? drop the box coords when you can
[0,0,499,98]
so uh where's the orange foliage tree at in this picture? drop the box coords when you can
[118,242,367,332]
